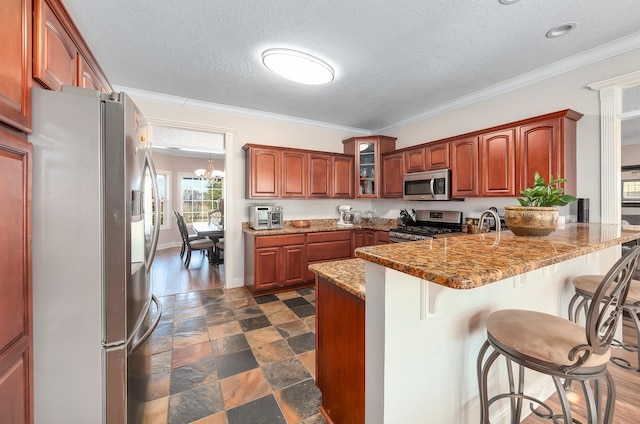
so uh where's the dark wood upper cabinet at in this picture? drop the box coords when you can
[381,152,404,198]
[77,55,104,92]
[480,129,516,196]
[34,0,77,91]
[516,110,581,196]
[243,111,580,200]
[0,0,32,132]
[308,153,332,198]
[425,142,449,170]
[33,0,111,94]
[282,150,307,197]
[518,119,559,191]
[332,155,354,198]
[343,135,396,198]
[404,146,426,173]
[245,146,281,198]
[450,137,479,198]
[244,144,354,199]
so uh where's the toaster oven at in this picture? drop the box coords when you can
[249,205,283,230]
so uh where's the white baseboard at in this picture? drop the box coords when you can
[157,242,181,250]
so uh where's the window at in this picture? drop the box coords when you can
[154,171,171,230]
[622,178,640,205]
[180,174,223,224]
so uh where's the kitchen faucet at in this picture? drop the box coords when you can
[478,209,501,233]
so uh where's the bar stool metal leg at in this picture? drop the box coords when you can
[610,304,640,372]
[569,277,640,373]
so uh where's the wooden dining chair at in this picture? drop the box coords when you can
[174,211,214,267]
[174,211,207,259]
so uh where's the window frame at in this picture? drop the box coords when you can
[179,172,224,224]
[155,170,171,230]
[622,165,640,207]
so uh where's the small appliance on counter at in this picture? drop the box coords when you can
[337,205,354,227]
[249,205,284,230]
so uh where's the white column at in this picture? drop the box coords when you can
[598,87,621,225]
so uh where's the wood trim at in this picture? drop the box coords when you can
[390,109,583,156]
[242,143,354,159]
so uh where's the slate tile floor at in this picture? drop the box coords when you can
[142,250,327,424]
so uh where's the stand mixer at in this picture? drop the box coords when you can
[337,205,354,227]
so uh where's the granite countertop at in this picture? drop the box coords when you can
[309,259,366,300]
[242,218,396,236]
[308,224,640,296]
[353,223,640,290]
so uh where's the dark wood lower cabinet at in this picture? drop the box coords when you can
[0,130,33,424]
[375,230,390,244]
[316,276,364,424]
[245,233,310,295]
[247,229,388,296]
[353,229,377,250]
[306,231,353,282]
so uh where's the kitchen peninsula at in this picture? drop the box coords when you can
[310,223,640,424]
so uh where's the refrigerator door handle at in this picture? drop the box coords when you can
[131,294,162,354]
[144,152,161,272]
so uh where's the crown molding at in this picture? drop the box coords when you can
[589,70,640,91]
[375,31,640,133]
[113,85,371,136]
[146,116,237,135]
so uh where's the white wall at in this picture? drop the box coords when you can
[622,143,640,166]
[131,47,640,288]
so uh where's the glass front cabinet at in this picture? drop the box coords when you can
[342,135,397,198]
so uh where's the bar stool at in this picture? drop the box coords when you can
[477,245,640,423]
[568,253,640,373]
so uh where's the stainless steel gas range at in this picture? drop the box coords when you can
[389,210,464,243]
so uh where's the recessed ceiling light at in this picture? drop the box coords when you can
[262,48,334,85]
[546,22,577,38]
[499,0,520,4]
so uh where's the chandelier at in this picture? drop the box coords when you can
[194,157,216,183]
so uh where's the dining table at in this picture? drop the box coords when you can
[192,222,224,241]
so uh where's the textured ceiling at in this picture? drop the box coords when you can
[62,0,640,132]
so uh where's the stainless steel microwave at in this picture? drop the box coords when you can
[403,169,451,201]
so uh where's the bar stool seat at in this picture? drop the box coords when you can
[477,245,640,423]
[486,310,611,370]
[569,274,640,372]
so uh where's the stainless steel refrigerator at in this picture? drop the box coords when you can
[30,87,161,423]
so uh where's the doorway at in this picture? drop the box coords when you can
[148,121,233,287]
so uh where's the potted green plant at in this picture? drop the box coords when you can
[504,172,577,236]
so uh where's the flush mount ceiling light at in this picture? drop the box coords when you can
[262,48,334,85]
[498,0,520,4]
[546,22,577,38]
